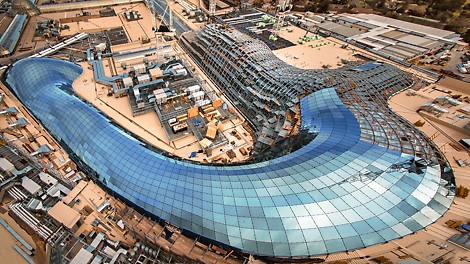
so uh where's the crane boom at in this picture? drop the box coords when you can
[146,0,175,35]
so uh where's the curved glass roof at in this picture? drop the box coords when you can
[5,58,454,257]
[180,25,441,163]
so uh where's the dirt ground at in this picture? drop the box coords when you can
[273,27,358,69]
[0,212,36,264]
[33,236,47,264]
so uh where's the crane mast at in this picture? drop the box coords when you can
[146,0,176,61]
[271,0,292,39]
[209,0,216,17]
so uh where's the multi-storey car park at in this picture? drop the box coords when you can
[3,22,456,260]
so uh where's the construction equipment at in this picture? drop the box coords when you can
[146,0,176,61]
[446,219,463,229]
[271,0,292,38]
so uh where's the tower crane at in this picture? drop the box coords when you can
[271,0,292,40]
[209,0,216,17]
[146,0,176,61]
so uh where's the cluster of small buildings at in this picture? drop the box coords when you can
[315,14,461,61]
[0,141,72,253]
[0,143,141,264]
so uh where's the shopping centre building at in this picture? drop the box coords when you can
[3,25,455,258]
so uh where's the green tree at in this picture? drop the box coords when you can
[462,29,470,44]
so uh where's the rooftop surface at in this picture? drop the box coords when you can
[72,58,253,163]
[5,57,454,257]
[0,1,469,262]
[47,201,81,229]
[350,14,459,40]
[315,13,461,61]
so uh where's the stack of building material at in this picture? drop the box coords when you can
[206,125,217,139]
[187,107,199,118]
[202,105,214,114]
[177,114,187,122]
[200,138,212,148]
[204,107,219,120]
[212,98,222,108]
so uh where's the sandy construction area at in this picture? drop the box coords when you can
[389,85,470,188]
[0,226,28,264]
[274,27,357,69]
[0,213,36,264]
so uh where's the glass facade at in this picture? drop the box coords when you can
[5,58,454,257]
[0,14,27,55]
[179,25,442,163]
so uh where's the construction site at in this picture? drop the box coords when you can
[79,46,253,162]
[0,0,469,263]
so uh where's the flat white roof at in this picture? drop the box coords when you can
[91,232,106,249]
[460,106,470,113]
[137,74,150,81]
[70,248,93,264]
[0,158,14,172]
[21,176,41,195]
[349,14,458,40]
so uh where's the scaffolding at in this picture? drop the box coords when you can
[179,24,442,163]
[272,0,292,38]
